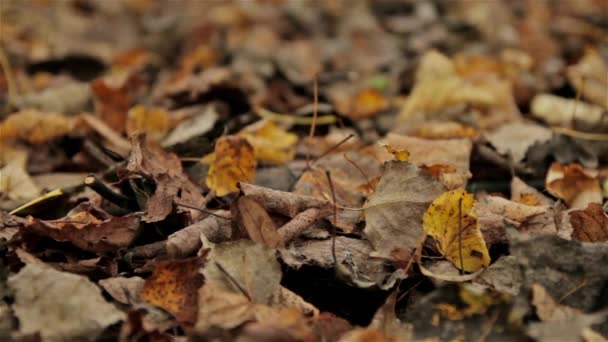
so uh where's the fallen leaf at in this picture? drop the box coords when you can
[546,162,602,209]
[238,120,298,164]
[126,134,205,222]
[140,256,206,325]
[91,77,131,132]
[383,144,410,161]
[233,196,282,248]
[532,283,582,322]
[511,176,553,206]
[0,161,40,202]
[377,133,472,189]
[567,48,608,110]
[569,203,608,242]
[364,161,444,259]
[206,136,256,196]
[415,121,478,140]
[338,328,398,342]
[8,263,124,341]
[485,122,552,163]
[423,189,491,272]
[202,240,281,305]
[125,105,169,142]
[531,93,605,126]
[162,105,219,147]
[24,205,141,253]
[99,276,145,305]
[0,109,75,143]
[475,256,523,296]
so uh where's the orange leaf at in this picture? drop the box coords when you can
[140,256,206,325]
[125,105,169,141]
[0,109,75,143]
[206,136,256,196]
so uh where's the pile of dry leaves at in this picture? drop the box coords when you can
[1,1,608,341]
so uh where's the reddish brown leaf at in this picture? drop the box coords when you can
[234,196,282,248]
[569,203,608,242]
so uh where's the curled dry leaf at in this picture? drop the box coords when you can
[569,203,608,242]
[364,161,444,259]
[125,105,169,142]
[423,189,491,272]
[0,109,75,143]
[511,176,553,206]
[206,136,256,196]
[546,162,602,209]
[162,105,219,147]
[233,196,282,248]
[8,264,124,341]
[126,134,205,222]
[24,211,141,253]
[383,144,410,161]
[140,256,206,325]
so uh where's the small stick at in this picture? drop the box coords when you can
[215,261,252,301]
[305,74,320,168]
[343,152,372,189]
[311,134,355,164]
[325,170,338,271]
[458,196,464,274]
[84,175,136,209]
[278,207,322,243]
[175,201,231,220]
[558,277,587,303]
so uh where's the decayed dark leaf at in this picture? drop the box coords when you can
[140,256,206,325]
[8,264,125,341]
[24,211,140,253]
[569,203,608,242]
[233,196,282,248]
[125,134,205,223]
[364,161,444,258]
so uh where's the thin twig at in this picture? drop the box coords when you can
[325,170,338,272]
[84,175,136,209]
[305,74,319,168]
[558,277,587,303]
[174,201,231,220]
[215,261,252,301]
[343,151,372,189]
[311,134,354,164]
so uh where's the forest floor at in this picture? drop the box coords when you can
[1,1,608,341]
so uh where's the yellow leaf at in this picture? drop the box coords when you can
[422,189,490,272]
[0,109,74,143]
[125,105,169,141]
[206,136,256,196]
[383,144,410,161]
[238,120,297,164]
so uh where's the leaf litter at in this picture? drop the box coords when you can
[0,1,608,341]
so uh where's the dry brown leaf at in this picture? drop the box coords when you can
[206,136,256,196]
[569,203,608,242]
[8,264,124,341]
[24,209,140,253]
[364,161,444,259]
[0,109,75,143]
[91,77,131,132]
[349,88,390,119]
[546,163,602,209]
[125,105,169,141]
[415,121,478,139]
[0,161,40,202]
[233,196,282,248]
[140,256,206,325]
[511,177,553,206]
[532,283,582,322]
[338,328,398,342]
[423,189,491,272]
[126,134,205,223]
